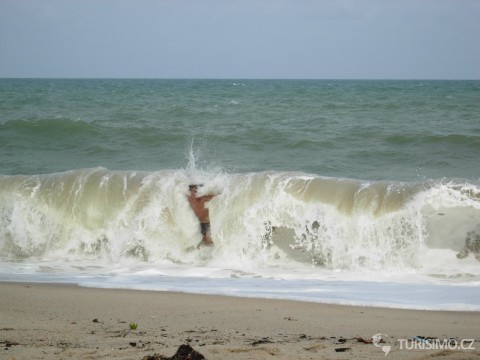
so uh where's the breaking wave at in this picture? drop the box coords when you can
[1,166,479,277]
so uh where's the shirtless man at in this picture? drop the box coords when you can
[188,184,215,246]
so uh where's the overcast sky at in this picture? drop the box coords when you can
[1,0,479,79]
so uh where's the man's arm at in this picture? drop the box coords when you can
[199,194,215,202]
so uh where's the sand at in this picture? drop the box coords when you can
[0,282,479,360]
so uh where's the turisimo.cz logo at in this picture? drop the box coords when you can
[372,334,476,356]
[372,333,392,356]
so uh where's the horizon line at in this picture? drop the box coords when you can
[1,77,479,81]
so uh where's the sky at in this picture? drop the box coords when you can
[0,0,479,79]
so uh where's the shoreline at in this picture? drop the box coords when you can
[1,282,479,359]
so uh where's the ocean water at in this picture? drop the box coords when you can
[0,79,479,310]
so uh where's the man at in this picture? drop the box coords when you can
[188,184,215,246]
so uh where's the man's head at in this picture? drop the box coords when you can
[189,184,203,192]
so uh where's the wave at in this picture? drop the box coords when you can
[0,167,479,275]
[0,117,188,143]
[386,133,480,149]
[1,117,100,135]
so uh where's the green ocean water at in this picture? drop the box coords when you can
[1,79,479,180]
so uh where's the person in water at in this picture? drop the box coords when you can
[188,184,215,246]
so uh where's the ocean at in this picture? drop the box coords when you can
[1,79,479,310]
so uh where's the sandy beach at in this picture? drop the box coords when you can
[0,282,478,359]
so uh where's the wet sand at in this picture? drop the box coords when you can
[1,282,479,359]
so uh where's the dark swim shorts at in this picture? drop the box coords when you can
[200,222,210,235]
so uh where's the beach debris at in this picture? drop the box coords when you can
[410,335,459,346]
[250,337,274,346]
[412,336,436,344]
[142,344,205,360]
[334,347,351,352]
[355,336,373,344]
[2,340,20,348]
[92,318,100,323]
